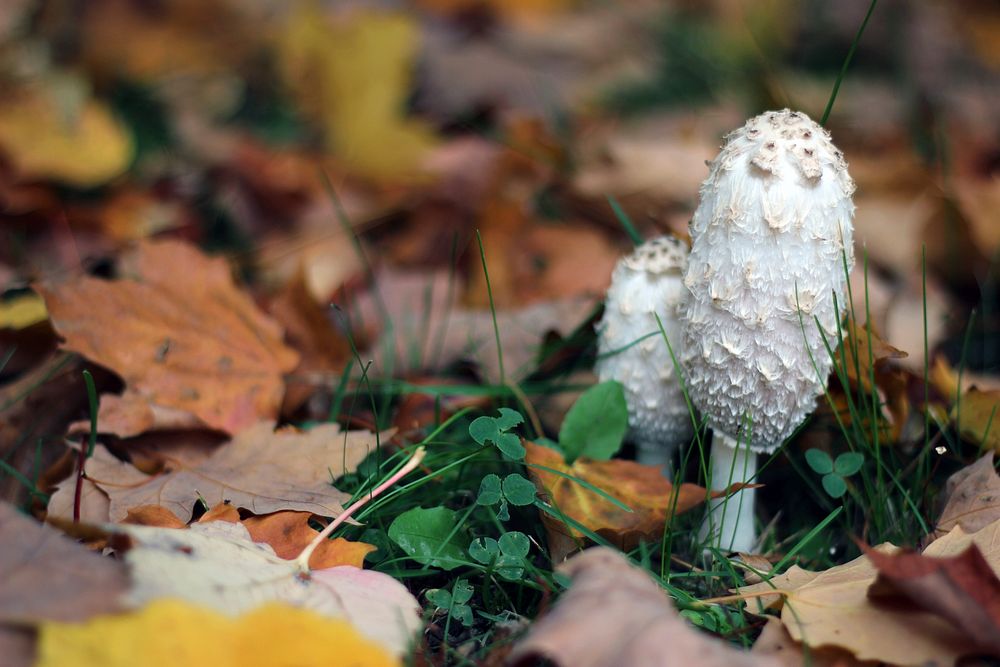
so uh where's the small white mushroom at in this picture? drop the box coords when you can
[680,109,856,552]
[596,236,694,475]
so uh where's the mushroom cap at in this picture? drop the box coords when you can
[596,236,694,452]
[679,109,856,453]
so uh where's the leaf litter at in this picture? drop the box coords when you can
[1,1,1000,666]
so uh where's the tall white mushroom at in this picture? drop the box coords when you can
[596,236,694,475]
[680,109,856,552]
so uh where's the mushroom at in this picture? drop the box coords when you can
[680,109,856,552]
[596,235,694,475]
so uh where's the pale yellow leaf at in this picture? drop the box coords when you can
[112,520,420,656]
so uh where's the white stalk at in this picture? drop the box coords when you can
[698,433,758,553]
[635,439,674,479]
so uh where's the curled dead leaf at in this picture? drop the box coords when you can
[525,441,711,559]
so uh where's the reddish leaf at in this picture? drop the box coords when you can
[865,543,1000,655]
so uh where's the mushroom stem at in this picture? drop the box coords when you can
[635,440,675,479]
[699,432,758,553]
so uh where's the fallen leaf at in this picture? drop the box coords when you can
[0,502,128,624]
[955,387,1000,452]
[0,627,33,667]
[0,292,47,329]
[864,543,1000,655]
[123,505,374,571]
[934,453,1000,537]
[507,546,781,667]
[740,520,1000,666]
[36,599,398,667]
[112,520,420,656]
[47,445,150,524]
[751,617,872,667]
[243,512,375,569]
[770,544,970,665]
[278,6,436,180]
[838,319,909,393]
[38,239,300,434]
[268,265,353,414]
[525,441,710,558]
[0,82,132,187]
[67,391,203,440]
[122,505,187,529]
[371,266,598,382]
[737,564,821,611]
[53,421,382,523]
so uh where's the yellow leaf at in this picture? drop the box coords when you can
[955,387,1000,452]
[278,5,436,180]
[36,599,400,667]
[0,84,132,188]
[0,292,48,329]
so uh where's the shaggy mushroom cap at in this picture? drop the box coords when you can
[596,236,694,453]
[680,109,856,453]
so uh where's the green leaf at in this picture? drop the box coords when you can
[497,499,510,521]
[495,408,524,431]
[501,473,537,506]
[498,531,530,559]
[453,604,474,626]
[469,537,499,564]
[805,449,834,475]
[496,433,526,460]
[452,579,474,605]
[477,474,502,506]
[388,507,468,571]
[834,452,864,477]
[558,381,628,463]
[425,589,452,608]
[495,555,525,581]
[469,412,525,460]
[469,416,499,446]
[822,473,848,498]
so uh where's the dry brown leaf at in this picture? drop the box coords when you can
[0,627,33,667]
[507,546,781,667]
[121,505,373,569]
[51,422,382,524]
[741,521,1000,665]
[122,505,187,529]
[48,445,150,524]
[371,266,597,382]
[838,319,909,392]
[0,502,128,624]
[38,239,299,435]
[751,617,873,667]
[67,391,203,440]
[955,388,1000,452]
[526,442,711,559]
[775,544,969,665]
[243,512,375,569]
[865,543,1000,655]
[269,265,353,414]
[934,454,1000,537]
[737,565,821,611]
